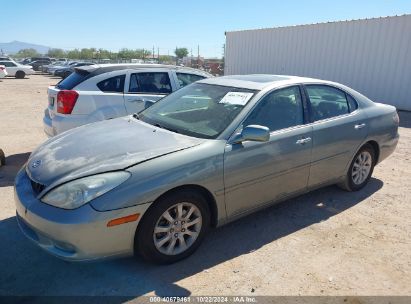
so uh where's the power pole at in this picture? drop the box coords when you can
[152,46,155,61]
[157,47,159,63]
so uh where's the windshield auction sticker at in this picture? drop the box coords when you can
[219,92,253,106]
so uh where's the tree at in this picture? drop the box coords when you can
[47,48,66,58]
[66,49,80,59]
[118,48,151,60]
[15,48,40,58]
[118,48,134,59]
[158,55,172,64]
[80,48,94,59]
[174,47,188,59]
[98,48,112,59]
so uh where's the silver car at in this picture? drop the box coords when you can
[15,75,399,264]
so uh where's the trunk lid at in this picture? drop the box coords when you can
[47,86,60,118]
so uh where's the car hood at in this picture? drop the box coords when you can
[26,117,205,189]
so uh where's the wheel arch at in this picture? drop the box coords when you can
[144,184,219,228]
[342,139,380,178]
[364,140,380,165]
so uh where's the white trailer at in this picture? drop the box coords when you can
[225,15,411,111]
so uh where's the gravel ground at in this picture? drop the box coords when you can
[0,74,410,297]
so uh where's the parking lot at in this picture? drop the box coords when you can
[0,74,410,297]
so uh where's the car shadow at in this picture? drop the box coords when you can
[398,110,411,128]
[0,152,31,187]
[2,77,32,80]
[0,178,383,298]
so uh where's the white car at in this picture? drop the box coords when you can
[0,61,34,78]
[0,65,7,78]
[43,64,212,136]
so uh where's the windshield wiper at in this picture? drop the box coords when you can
[154,123,179,134]
[132,113,140,120]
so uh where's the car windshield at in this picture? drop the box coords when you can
[139,83,258,139]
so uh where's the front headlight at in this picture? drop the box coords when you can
[41,171,131,209]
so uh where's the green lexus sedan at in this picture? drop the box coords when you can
[15,75,399,263]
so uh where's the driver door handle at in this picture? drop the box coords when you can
[354,123,366,129]
[296,137,312,145]
[127,98,144,103]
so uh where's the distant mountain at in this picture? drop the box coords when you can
[0,40,50,55]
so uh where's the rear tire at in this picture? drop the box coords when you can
[15,71,25,79]
[135,190,210,264]
[338,144,375,191]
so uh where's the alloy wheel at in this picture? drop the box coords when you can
[153,202,202,255]
[351,151,372,185]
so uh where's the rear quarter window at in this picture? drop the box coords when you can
[347,94,358,112]
[97,75,125,93]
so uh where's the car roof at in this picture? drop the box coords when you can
[198,74,328,90]
[76,63,212,77]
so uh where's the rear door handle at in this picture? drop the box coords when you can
[127,98,144,103]
[354,123,366,129]
[296,137,312,145]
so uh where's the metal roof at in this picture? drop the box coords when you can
[226,14,411,34]
[224,14,411,110]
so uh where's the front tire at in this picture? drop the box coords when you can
[339,144,375,191]
[15,71,25,79]
[135,190,210,264]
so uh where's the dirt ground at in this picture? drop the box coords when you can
[0,74,410,297]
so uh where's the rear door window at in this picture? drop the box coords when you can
[97,75,125,93]
[129,72,172,94]
[0,61,17,67]
[176,73,206,88]
[306,85,350,121]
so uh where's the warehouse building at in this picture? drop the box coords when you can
[225,14,411,111]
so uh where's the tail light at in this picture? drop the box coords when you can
[57,90,79,114]
[0,66,5,71]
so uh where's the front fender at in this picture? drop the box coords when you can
[90,140,227,222]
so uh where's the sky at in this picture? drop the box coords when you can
[1,0,411,58]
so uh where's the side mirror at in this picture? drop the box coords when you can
[231,125,270,144]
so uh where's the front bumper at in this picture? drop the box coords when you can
[14,168,151,261]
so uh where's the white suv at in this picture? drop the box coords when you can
[43,64,212,136]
